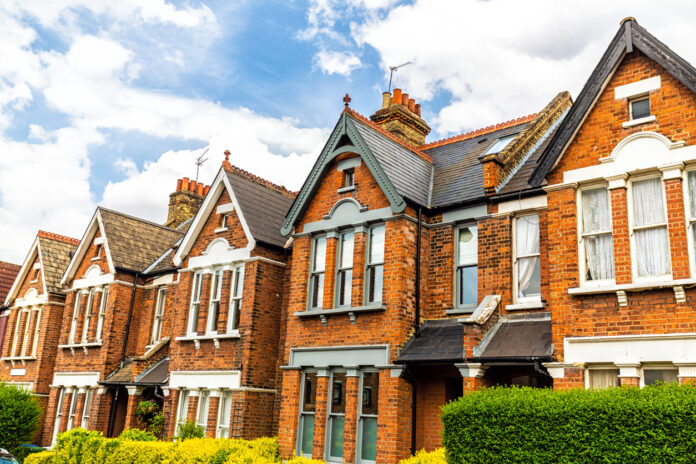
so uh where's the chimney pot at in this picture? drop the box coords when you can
[182,177,190,189]
[393,88,402,104]
[401,93,409,106]
[196,183,204,196]
[415,103,421,116]
[176,179,183,191]
[381,92,391,109]
[408,98,415,112]
[204,186,210,195]
[188,179,196,192]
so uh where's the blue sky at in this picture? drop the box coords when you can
[2,0,696,262]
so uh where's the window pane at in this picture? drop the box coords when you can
[331,374,346,414]
[457,227,478,266]
[338,270,352,307]
[635,228,670,276]
[302,373,316,412]
[311,274,324,308]
[367,265,383,303]
[313,238,326,272]
[369,226,385,263]
[589,369,619,389]
[689,172,696,219]
[632,178,665,226]
[457,265,477,306]
[631,98,650,119]
[585,234,615,280]
[515,215,539,256]
[484,133,517,155]
[518,256,540,298]
[582,188,611,233]
[362,372,379,416]
[360,417,378,461]
[644,369,678,386]
[329,416,345,459]
[340,233,354,268]
[300,415,315,455]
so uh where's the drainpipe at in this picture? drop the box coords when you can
[106,388,119,437]
[415,207,422,337]
[120,272,139,368]
[403,365,417,455]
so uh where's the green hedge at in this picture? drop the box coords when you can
[441,384,696,463]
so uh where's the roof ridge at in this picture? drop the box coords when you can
[225,165,298,199]
[38,230,80,246]
[344,108,433,164]
[422,113,538,150]
[0,260,20,269]
[97,207,183,234]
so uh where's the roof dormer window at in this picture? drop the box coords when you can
[484,133,517,156]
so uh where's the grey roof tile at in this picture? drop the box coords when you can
[479,318,553,359]
[397,319,465,363]
[38,235,78,293]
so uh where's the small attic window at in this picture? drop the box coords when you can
[343,168,355,188]
[220,213,229,229]
[484,133,518,155]
[630,96,650,120]
[92,244,102,261]
[30,268,40,283]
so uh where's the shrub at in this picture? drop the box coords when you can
[24,451,54,464]
[0,383,43,458]
[134,401,164,437]
[399,448,446,464]
[176,420,205,441]
[441,384,696,464]
[118,429,157,442]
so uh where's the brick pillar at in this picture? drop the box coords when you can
[617,364,640,387]
[207,393,220,438]
[312,372,329,458]
[278,369,301,459]
[323,236,338,309]
[544,364,584,390]
[456,363,487,393]
[351,231,367,307]
[41,387,61,446]
[124,386,144,430]
[73,389,86,429]
[90,387,112,435]
[164,389,180,438]
[343,372,360,463]
[187,394,199,422]
[198,274,211,333]
[59,389,74,433]
[663,173,690,279]
[378,369,413,464]
[608,177,632,284]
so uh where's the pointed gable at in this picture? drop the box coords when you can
[37,232,79,293]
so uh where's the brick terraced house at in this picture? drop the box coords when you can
[3,16,696,464]
[0,260,21,357]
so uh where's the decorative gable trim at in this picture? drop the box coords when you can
[61,210,114,285]
[173,169,256,267]
[530,19,696,186]
[4,237,41,306]
[280,112,406,236]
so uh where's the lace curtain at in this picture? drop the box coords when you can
[589,369,619,389]
[516,215,540,298]
[581,188,614,280]
[632,178,670,277]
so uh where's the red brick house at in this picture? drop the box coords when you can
[0,260,21,359]
[276,87,570,462]
[162,159,294,440]
[0,232,77,415]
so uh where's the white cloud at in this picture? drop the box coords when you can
[315,50,362,76]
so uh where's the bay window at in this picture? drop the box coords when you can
[514,215,541,302]
[228,265,244,331]
[366,225,384,304]
[309,237,326,309]
[327,372,346,461]
[336,231,354,308]
[455,225,478,308]
[631,177,670,278]
[357,371,378,464]
[187,273,203,335]
[207,270,223,334]
[150,288,166,344]
[297,372,317,457]
[580,187,614,282]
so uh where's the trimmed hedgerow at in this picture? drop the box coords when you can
[441,384,696,464]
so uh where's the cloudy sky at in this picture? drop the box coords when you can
[1,0,696,262]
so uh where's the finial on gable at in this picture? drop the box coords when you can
[343,93,351,108]
[222,149,232,171]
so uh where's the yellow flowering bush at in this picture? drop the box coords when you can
[398,448,446,464]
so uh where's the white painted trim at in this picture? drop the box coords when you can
[4,237,41,306]
[93,237,104,246]
[14,290,47,308]
[52,372,100,387]
[497,195,547,215]
[169,371,241,390]
[564,333,696,365]
[614,76,660,100]
[622,115,656,128]
[216,203,234,215]
[71,272,114,290]
[152,273,174,286]
[243,256,287,268]
[61,210,104,285]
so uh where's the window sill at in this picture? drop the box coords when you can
[58,342,102,355]
[337,185,355,194]
[505,300,545,311]
[90,256,100,261]
[622,115,656,128]
[295,304,385,325]
[1,356,37,366]
[446,305,477,315]
[569,278,696,306]
[176,331,240,349]
[214,227,228,234]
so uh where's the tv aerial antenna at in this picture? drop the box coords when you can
[195,148,209,183]
[388,61,413,92]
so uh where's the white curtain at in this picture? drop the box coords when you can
[516,215,539,297]
[581,188,614,280]
[688,171,696,219]
[589,369,619,389]
[632,178,670,277]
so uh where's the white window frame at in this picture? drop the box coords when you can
[365,225,385,305]
[196,389,210,431]
[683,169,696,278]
[51,387,67,445]
[512,214,542,304]
[216,391,233,438]
[66,388,78,430]
[584,365,620,390]
[10,309,24,357]
[31,307,42,357]
[81,388,93,429]
[454,224,478,309]
[357,370,379,464]
[308,236,327,310]
[628,174,672,281]
[629,94,651,120]
[81,288,95,343]
[206,270,223,334]
[577,184,615,287]
[150,287,166,344]
[335,230,354,308]
[95,287,108,342]
[227,265,244,332]
[68,291,82,344]
[187,273,203,335]
[20,308,33,357]
[176,389,190,426]
[640,364,679,387]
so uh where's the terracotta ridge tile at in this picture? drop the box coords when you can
[38,230,80,246]
[344,108,433,164]
[225,164,298,198]
[0,260,20,270]
[421,113,538,150]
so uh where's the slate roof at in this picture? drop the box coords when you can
[101,360,134,384]
[0,261,20,304]
[135,357,169,385]
[478,316,553,359]
[531,18,696,186]
[37,232,79,293]
[350,116,433,206]
[396,319,465,363]
[424,123,529,207]
[225,168,296,248]
[99,208,183,273]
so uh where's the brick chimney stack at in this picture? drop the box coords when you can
[369,88,431,146]
[165,177,210,229]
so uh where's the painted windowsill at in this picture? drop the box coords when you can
[622,115,656,128]
[1,356,37,362]
[337,185,356,194]
[446,305,477,315]
[295,304,385,322]
[176,331,240,341]
[505,300,545,311]
[214,227,229,234]
[58,342,102,349]
[569,277,696,295]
